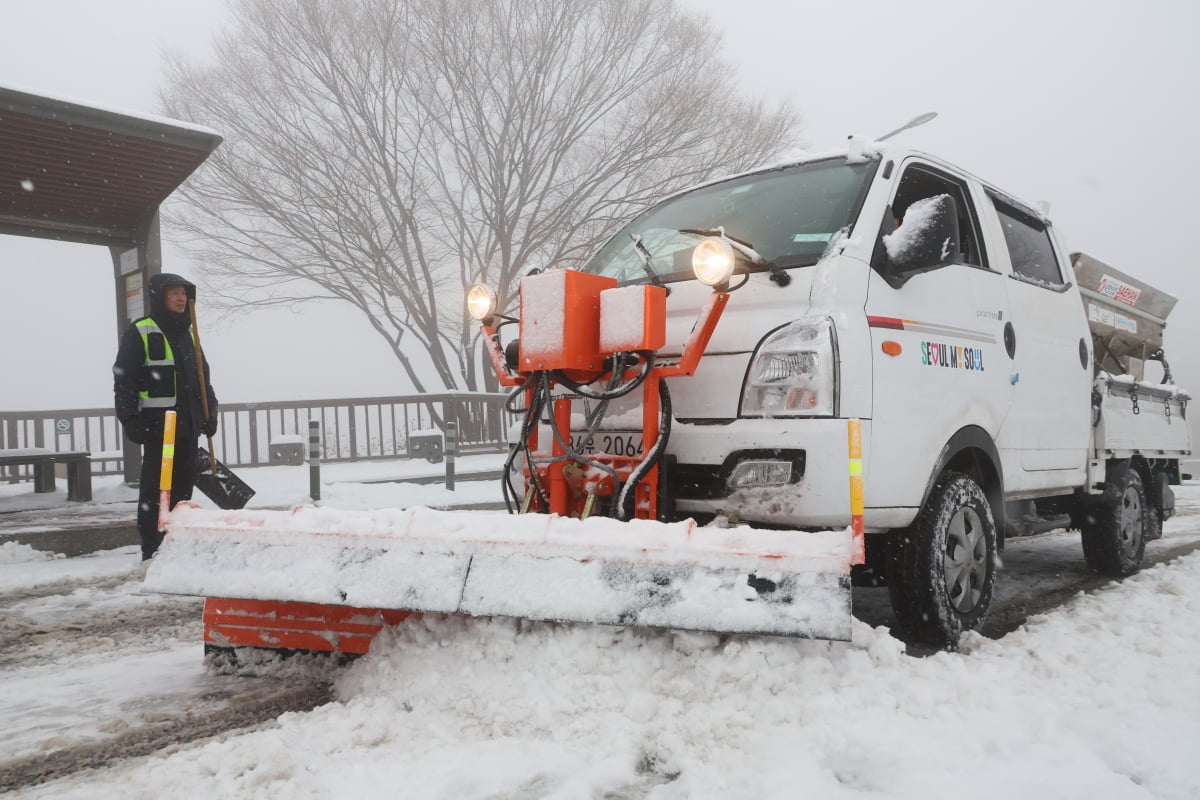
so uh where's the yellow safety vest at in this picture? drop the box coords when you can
[134,318,194,410]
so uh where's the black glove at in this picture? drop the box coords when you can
[202,416,218,438]
[123,416,151,445]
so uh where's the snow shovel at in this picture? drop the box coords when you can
[188,299,255,510]
[192,447,255,510]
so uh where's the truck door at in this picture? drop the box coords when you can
[985,194,1091,475]
[863,161,1013,511]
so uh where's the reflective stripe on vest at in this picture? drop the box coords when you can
[135,319,178,409]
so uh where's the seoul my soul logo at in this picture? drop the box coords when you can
[921,340,984,371]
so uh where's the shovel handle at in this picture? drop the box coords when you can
[188,299,219,475]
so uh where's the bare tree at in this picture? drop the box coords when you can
[162,0,799,392]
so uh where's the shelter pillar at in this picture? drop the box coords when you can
[111,214,162,484]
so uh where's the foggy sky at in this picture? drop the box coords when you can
[2,0,1198,421]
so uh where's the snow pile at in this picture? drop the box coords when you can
[600,284,657,351]
[19,550,1200,799]
[0,475,138,513]
[0,541,58,564]
[159,503,851,566]
[845,134,884,164]
[517,270,568,363]
[883,194,947,263]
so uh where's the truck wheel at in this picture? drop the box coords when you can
[1079,461,1146,577]
[886,471,996,648]
[1147,508,1164,542]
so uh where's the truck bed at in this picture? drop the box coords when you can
[1092,372,1191,458]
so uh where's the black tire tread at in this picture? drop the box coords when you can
[886,471,997,648]
[1078,460,1146,577]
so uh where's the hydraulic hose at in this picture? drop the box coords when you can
[504,357,668,520]
[552,350,654,401]
[502,374,548,513]
[615,379,672,522]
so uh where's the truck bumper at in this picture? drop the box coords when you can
[666,417,859,529]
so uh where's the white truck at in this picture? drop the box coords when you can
[573,142,1192,645]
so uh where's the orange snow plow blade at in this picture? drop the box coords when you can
[145,503,856,649]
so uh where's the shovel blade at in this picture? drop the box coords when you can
[146,505,855,644]
[193,448,256,510]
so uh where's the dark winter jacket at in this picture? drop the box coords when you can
[113,273,218,441]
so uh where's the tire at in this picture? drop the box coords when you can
[886,471,997,647]
[1078,460,1146,577]
[1147,508,1164,542]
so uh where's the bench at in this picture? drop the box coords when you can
[0,449,93,502]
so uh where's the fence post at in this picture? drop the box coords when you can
[309,419,321,502]
[247,405,260,467]
[445,421,457,490]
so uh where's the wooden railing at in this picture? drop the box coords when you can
[0,392,513,482]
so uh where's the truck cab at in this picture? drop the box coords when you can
[574,142,1190,645]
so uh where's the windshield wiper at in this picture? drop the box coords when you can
[678,228,790,287]
[629,233,670,294]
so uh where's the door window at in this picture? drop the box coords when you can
[989,195,1065,286]
[888,165,988,269]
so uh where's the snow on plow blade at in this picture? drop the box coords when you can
[145,504,856,642]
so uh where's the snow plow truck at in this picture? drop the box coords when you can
[145,141,1191,651]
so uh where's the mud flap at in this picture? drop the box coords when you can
[146,505,854,642]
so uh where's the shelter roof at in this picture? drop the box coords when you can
[0,84,222,246]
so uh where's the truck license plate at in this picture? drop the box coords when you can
[569,431,645,457]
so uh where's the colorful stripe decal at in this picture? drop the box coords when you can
[847,419,865,565]
[866,315,906,330]
[867,316,995,344]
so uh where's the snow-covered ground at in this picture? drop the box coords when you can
[2,473,1200,798]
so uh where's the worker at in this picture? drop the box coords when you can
[113,273,218,561]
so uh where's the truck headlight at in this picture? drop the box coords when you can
[741,318,838,417]
[467,284,497,321]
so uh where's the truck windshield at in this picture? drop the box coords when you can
[583,158,876,283]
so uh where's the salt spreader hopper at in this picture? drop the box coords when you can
[145,254,861,655]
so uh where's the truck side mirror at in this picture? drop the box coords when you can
[880,194,961,283]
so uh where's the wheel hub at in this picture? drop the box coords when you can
[1118,484,1143,558]
[944,507,988,613]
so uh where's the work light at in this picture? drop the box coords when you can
[692,237,736,286]
[466,284,497,321]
